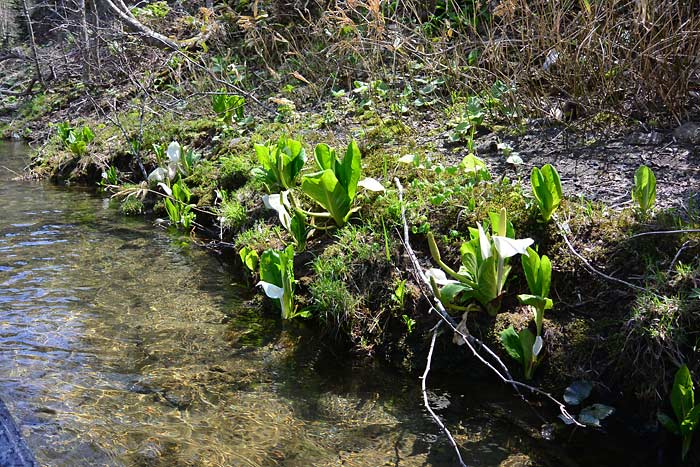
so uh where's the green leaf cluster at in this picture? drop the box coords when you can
[252,138,306,192]
[56,122,95,157]
[257,245,308,319]
[500,326,541,380]
[632,165,656,214]
[659,365,700,460]
[428,208,532,315]
[517,247,553,336]
[300,141,362,227]
[531,164,562,222]
[239,246,259,272]
[164,178,195,230]
[212,91,247,126]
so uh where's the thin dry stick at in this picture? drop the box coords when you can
[395,178,582,428]
[629,229,700,239]
[668,240,693,274]
[422,323,467,467]
[555,219,649,294]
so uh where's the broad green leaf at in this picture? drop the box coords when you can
[314,143,335,171]
[301,169,351,226]
[476,255,499,304]
[521,247,540,295]
[519,328,535,364]
[239,247,259,272]
[259,249,283,288]
[632,165,656,212]
[489,207,508,237]
[289,211,308,250]
[440,283,473,303]
[564,380,593,405]
[500,326,524,362]
[517,294,553,311]
[461,154,486,173]
[540,254,552,297]
[459,242,478,280]
[672,365,695,422]
[680,404,700,436]
[255,144,270,168]
[531,164,562,221]
[338,140,362,200]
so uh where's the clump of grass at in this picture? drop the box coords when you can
[219,154,252,191]
[119,197,144,216]
[234,220,284,253]
[309,277,361,330]
[309,224,388,337]
[219,197,247,231]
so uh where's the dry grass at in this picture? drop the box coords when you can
[233,0,700,119]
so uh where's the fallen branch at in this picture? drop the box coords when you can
[394,178,582,442]
[103,0,215,51]
[422,323,467,467]
[0,50,29,64]
[0,78,38,96]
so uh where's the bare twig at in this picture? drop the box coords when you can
[555,218,649,293]
[422,323,468,467]
[629,229,700,239]
[668,240,693,274]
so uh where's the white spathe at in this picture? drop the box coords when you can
[492,236,534,259]
[167,141,181,163]
[257,281,284,299]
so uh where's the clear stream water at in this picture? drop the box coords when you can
[0,141,651,467]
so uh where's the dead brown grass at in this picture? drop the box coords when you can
[230,0,700,119]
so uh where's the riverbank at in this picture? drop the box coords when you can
[2,2,700,464]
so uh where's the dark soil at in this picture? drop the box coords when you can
[479,124,700,211]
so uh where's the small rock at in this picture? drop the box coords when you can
[673,122,700,145]
[476,139,498,154]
